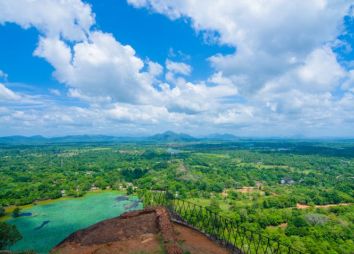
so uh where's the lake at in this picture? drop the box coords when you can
[6,191,142,254]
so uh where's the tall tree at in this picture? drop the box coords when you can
[0,222,22,249]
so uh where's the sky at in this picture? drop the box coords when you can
[0,0,353,137]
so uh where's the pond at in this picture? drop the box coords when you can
[6,191,142,254]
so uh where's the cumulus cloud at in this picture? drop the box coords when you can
[296,47,345,92]
[128,0,352,93]
[2,0,228,114]
[108,103,174,124]
[0,0,235,123]
[147,61,163,78]
[35,32,160,104]
[160,79,237,114]
[251,46,348,124]
[259,46,346,99]
[212,105,254,125]
[166,60,192,76]
[0,0,94,40]
[126,0,354,136]
[165,60,192,84]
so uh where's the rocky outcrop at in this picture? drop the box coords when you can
[52,207,182,254]
[52,207,231,254]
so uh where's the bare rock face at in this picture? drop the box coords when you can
[51,207,182,254]
[52,207,231,254]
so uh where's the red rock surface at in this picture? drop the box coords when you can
[51,207,231,254]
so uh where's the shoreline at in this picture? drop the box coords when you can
[1,189,126,222]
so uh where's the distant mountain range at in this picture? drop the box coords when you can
[0,131,240,144]
[148,131,197,142]
[0,135,134,144]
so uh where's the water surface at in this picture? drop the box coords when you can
[7,191,142,254]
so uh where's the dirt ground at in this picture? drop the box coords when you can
[174,224,231,254]
[296,203,352,209]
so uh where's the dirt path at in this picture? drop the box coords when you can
[296,203,352,209]
[177,160,188,173]
[236,187,256,193]
[268,222,288,230]
[176,160,197,181]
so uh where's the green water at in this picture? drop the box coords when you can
[6,192,142,254]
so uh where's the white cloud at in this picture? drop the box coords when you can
[212,106,254,125]
[296,47,346,92]
[34,30,236,113]
[259,46,346,99]
[166,60,191,76]
[168,82,236,113]
[67,88,112,104]
[208,72,235,88]
[35,31,160,104]
[342,69,354,91]
[0,0,94,41]
[1,84,353,137]
[147,61,163,78]
[128,0,352,93]
[0,0,242,135]
[249,45,350,131]
[165,60,192,84]
[125,0,354,136]
[108,103,171,124]
[0,83,20,100]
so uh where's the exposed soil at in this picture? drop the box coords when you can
[296,203,352,209]
[235,187,257,193]
[221,190,228,197]
[174,224,231,254]
[222,187,265,197]
[52,207,231,254]
[278,222,288,228]
[268,222,288,230]
[296,203,311,209]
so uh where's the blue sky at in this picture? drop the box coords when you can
[0,0,353,137]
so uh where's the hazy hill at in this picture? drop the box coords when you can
[148,131,198,142]
[0,131,243,144]
[0,135,136,144]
